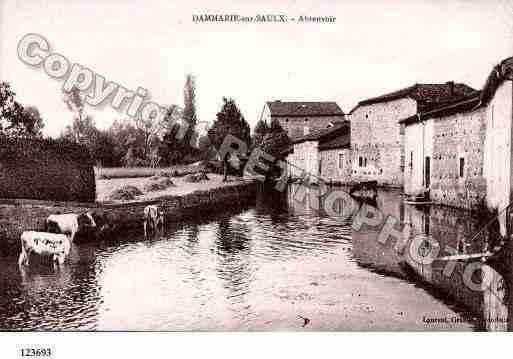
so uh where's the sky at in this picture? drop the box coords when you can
[1,0,513,138]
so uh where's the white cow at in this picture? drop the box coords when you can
[18,231,71,266]
[46,212,96,242]
[143,205,165,237]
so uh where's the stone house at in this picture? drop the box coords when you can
[260,101,345,140]
[285,121,351,182]
[349,82,478,187]
[401,57,513,217]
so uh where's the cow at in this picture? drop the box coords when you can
[143,205,165,237]
[18,231,71,266]
[90,210,120,238]
[46,212,96,243]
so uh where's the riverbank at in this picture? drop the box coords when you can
[0,174,257,253]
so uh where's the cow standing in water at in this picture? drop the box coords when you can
[90,210,120,238]
[46,212,97,242]
[143,205,165,237]
[18,231,71,266]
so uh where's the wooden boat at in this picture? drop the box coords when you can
[404,199,433,205]
[404,190,432,205]
[349,180,378,204]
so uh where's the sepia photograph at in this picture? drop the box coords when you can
[1,0,513,353]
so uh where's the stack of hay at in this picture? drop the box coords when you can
[107,185,144,201]
[184,172,209,183]
[143,176,176,192]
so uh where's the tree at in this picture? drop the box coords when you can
[259,118,291,179]
[198,134,217,161]
[90,130,119,167]
[160,105,187,165]
[182,74,198,148]
[260,118,291,158]
[159,75,201,165]
[134,112,164,164]
[20,106,45,137]
[207,97,251,181]
[62,87,90,143]
[62,114,98,147]
[0,82,45,137]
[108,119,140,165]
[252,119,269,148]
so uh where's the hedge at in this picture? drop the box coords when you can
[0,135,96,202]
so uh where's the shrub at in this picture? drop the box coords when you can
[107,185,143,201]
[143,176,175,192]
[0,135,95,202]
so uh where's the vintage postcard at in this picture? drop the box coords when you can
[0,0,513,353]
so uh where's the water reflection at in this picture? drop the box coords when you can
[0,184,501,330]
[0,244,101,330]
[352,188,511,331]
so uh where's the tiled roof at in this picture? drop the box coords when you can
[319,134,350,150]
[399,94,481,126]
[292,121,349,144]
[353,82,479,112]
[400,56,513,126]
[479,57,513,107]
[267,101,344,117]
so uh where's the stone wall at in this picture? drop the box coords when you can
[319,148,352,183]
[286,141,319,179]
[350,98,417,187]
[429,108,487,210]
[403,80,513,214]
[0,199,96,254]
[0,181,256,254]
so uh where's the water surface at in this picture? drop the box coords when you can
[0,185,509,331]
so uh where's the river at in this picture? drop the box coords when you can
[0,184,511,331]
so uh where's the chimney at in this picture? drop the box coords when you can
[446,81,455,96]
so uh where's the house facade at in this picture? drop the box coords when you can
[349,83,478,187]
[286,122,351,183]
[260,101,345,140]
[318,134,352,183]
[401,57,513,219]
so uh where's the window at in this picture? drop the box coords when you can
[459,157,465,178]
[303,126,309,135]
[410,151,413,170]
[359,156,363,167]
[338,153,344,170]
[304,118,309,122]
[364,158,367,167]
